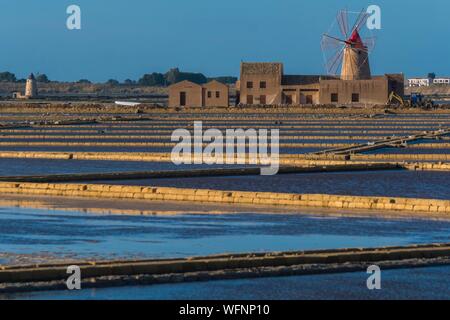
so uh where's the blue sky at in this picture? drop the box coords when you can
[0,0,448,82]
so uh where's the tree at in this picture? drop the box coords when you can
[77,79,91,84]
[164,68,207,85]
[0,72,17,82]
[427,73,436,80]
[138,73,165,86]
[36,74,50,83]
[123,79,136,85]
[105,79,120,86]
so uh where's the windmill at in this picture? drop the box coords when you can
[321,9,376,80]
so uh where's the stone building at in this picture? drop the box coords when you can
[12,73,38,99]
[237,62,404,106]
[340,30,371,81]
[168,80,229,107]
[319,74,404,105]
[238,63,284,105]
[236,29,403,106]
[203,80,229,107]
[25,73,38,98]
[168,42,403,107]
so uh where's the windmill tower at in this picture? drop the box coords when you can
[321,9,376,81]
[25,73,38,98]
[341,29,371,80]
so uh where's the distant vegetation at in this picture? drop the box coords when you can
[0,72,17,82]
[138,73,166,86]
[105,79,120,86]
[36,74,50,83]
[0,68,237,87]
[77,79,92,84]
[138,68,237,86]
[0,72,50,83]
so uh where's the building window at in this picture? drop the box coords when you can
[247,95,253,104]
[306,95,313,104]
[260,81,266,89]
[331,93,338,103]
[352,93,360,103]
[247,81,253,89]
[216,91,220,98]
[207,91,211,98]
[180,92,186,106]
[260,95,266,105]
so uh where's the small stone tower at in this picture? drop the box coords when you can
[25,73,38,98]
[341,30,371,81]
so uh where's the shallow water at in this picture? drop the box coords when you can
[366,148,450,155]
[0,130,428,138]
[0,206,449,265]
[0,146,176,153]
[0,137,373,144]
[7,265,450,300]
[94,170,450,200]
[0,145,324,155]
[0,158,248,176]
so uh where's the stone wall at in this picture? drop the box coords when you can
[319,76,388,105]
[239,62,283,105]
[0,182,448,215]
[203,80,229,107]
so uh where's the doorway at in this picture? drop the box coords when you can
[285,95,293,105]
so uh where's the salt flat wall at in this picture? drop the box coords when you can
[0,182,449,216]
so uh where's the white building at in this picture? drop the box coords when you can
[433,77,450,85]
[408,78,431,87]
[408,76,450,87]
